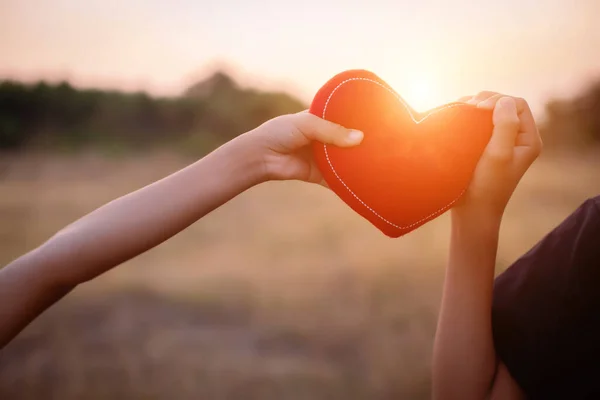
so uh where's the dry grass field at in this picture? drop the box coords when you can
[0,149,599,399]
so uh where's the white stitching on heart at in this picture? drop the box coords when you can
[322,77,468,232]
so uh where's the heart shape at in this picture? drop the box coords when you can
[310,69,494,238]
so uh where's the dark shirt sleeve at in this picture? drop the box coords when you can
[492,196,600,399]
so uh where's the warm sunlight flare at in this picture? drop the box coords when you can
[403,76,440,112]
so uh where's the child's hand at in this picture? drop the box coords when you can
[454,92,543,220]
[246,111,363,185]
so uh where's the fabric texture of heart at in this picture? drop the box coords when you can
[310,69,494,238]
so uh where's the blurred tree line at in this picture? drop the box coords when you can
[541,81,600,150]
[0,72,305,154]
[1,71,599,153]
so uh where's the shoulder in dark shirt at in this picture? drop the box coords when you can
[492,196,600,399]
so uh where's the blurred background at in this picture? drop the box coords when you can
[1,0,599,399]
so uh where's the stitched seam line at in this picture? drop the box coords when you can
[322,77,467,231]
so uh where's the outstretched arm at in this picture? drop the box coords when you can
[432,94,542,399]
[0,134,261,348]
[0,112,363,348]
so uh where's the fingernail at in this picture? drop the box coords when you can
[496,97,516,111]
[347,130,364,143]
[477,100,492,109]
[466,98,478,105]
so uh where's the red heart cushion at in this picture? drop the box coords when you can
[310,69,493,238]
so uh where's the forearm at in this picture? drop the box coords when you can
[432,208,501,400]
[43,133,264,284]
[0,249,72,347]
[0,133,264,347]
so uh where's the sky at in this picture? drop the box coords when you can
[1,0,600,115]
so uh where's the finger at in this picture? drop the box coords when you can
[477,95,538,142]
[515,132,531,146]
[294,113,363,147]
[501,97,539,150]
[515,126,542,147]
[456,95,473,103]
[512,97,537,138]
[515,128,543,162]
[476,94,504,110]
[477,94,533,122]
[306,156,330,188]
[477,95,533,123]
[484,97,520,162]
[466,91,499,105]
[515,138,542,165]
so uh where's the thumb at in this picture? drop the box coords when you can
[295,112,364,147]
[484,97,520,162]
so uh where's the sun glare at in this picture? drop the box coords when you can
[404,77,439,112]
